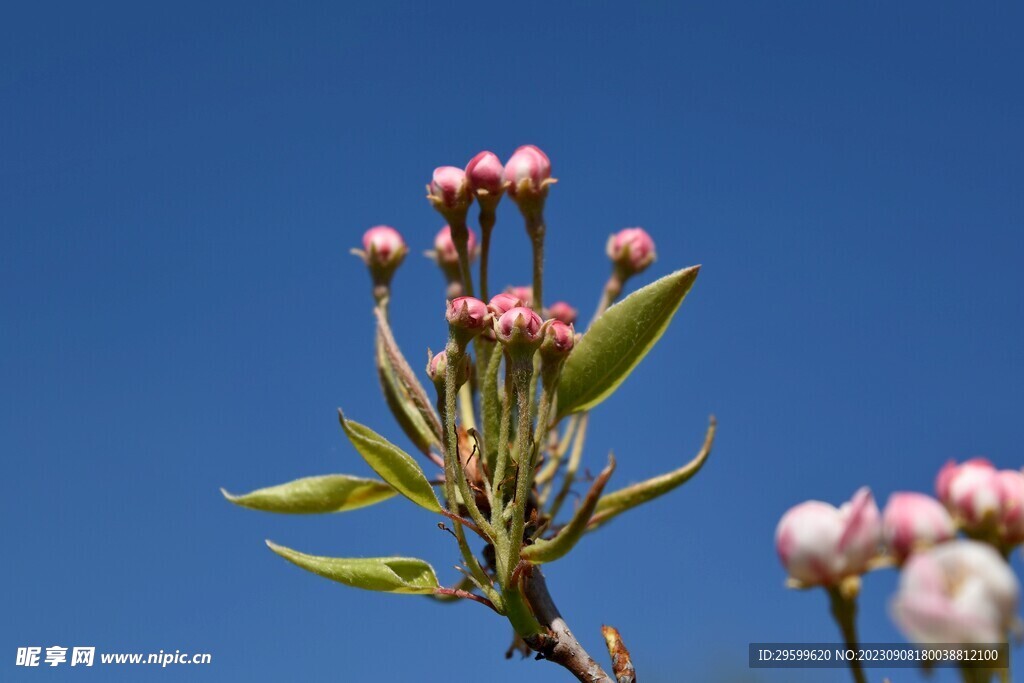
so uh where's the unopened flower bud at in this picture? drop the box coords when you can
[426,350,470,390]
[446,296,489,344]
[882,492,956,563]
[540,320,575,359]
[433,225,478,267]
[892,540,1019,644]
[488,292,526,318]
[937,458,1024,547]
[504,145,552,203]
[607,227,656,276]
[465,151,506,198]
[506,286,534,307]
[495,306,544,349]
[775,487,881,587]
[546,301,578,325]
[354,225,408,300]
[361,225,407,268]
[427,166,472,218]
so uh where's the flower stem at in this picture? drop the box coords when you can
[479,205,496,302]
[546,413,589,522]
[588,271,624,330]
[827,586,868,683]
[442,342,496,601]
[526,213,545,312]
[450,219,475,298]
[504,359,536,586]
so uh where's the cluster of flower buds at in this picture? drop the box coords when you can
[937,458,1024,548]
[777,457,1024,655]
[426,145,553,222]
[607,227,657,278]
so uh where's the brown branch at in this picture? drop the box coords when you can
[521,568,615,683]
[601,625,636,683]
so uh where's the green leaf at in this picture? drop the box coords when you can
[588,417,716,530]
[556,266,700,419]
[374,310,443,453]
[221,475,396,514]
[338,410,442,513]
[266,541,440,594]
[520,454,616,564]
[376,333,438,456]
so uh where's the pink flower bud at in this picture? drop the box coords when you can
[540,320,575,358]
[506,286,534,307]
[891,540,1019,644]
[433,225,478,266]
[996,469,1024,545]
[495,306,544,347]
[504,145,552,200]
[937,458,1001,527]
[361,225,407,266]
[882,492,956,563]
[607,227,656,276]
[428,166,470,210]
[426,350,447,385]
[465,151,506,197]
[488,292,525,318]
[775,487,881,586]
[939,459,1024,548]
[546,301,578,325]
[426,350,470,388]
[446,296,489,334]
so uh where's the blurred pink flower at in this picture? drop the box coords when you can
[775,487,881,586]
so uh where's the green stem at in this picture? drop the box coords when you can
[546,413,589,521]
[442,343,496,600]
[450,219,475,298]
[443,345,492,538]
[503,585,544,639]
[827,587,868,683]
[536,415,579,493]
[479,206,495,303]
[526,213,545,312]
[588,271,623,330]
[481,342,503,473]
[504,359,536,586]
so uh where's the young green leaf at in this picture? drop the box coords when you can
[375,310,443,446]
[556,266,700,419]
[520,454,616,564]
[221,474,395,514]
[338,410,442,513]
[376,332,438,456]
[266,541,440,594]
[588,417,716,530]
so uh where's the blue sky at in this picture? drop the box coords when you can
[2,2,1022,681]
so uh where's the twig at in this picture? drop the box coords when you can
[601,625,636,683]
[433,587,499,613]
[522,568,615,683]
